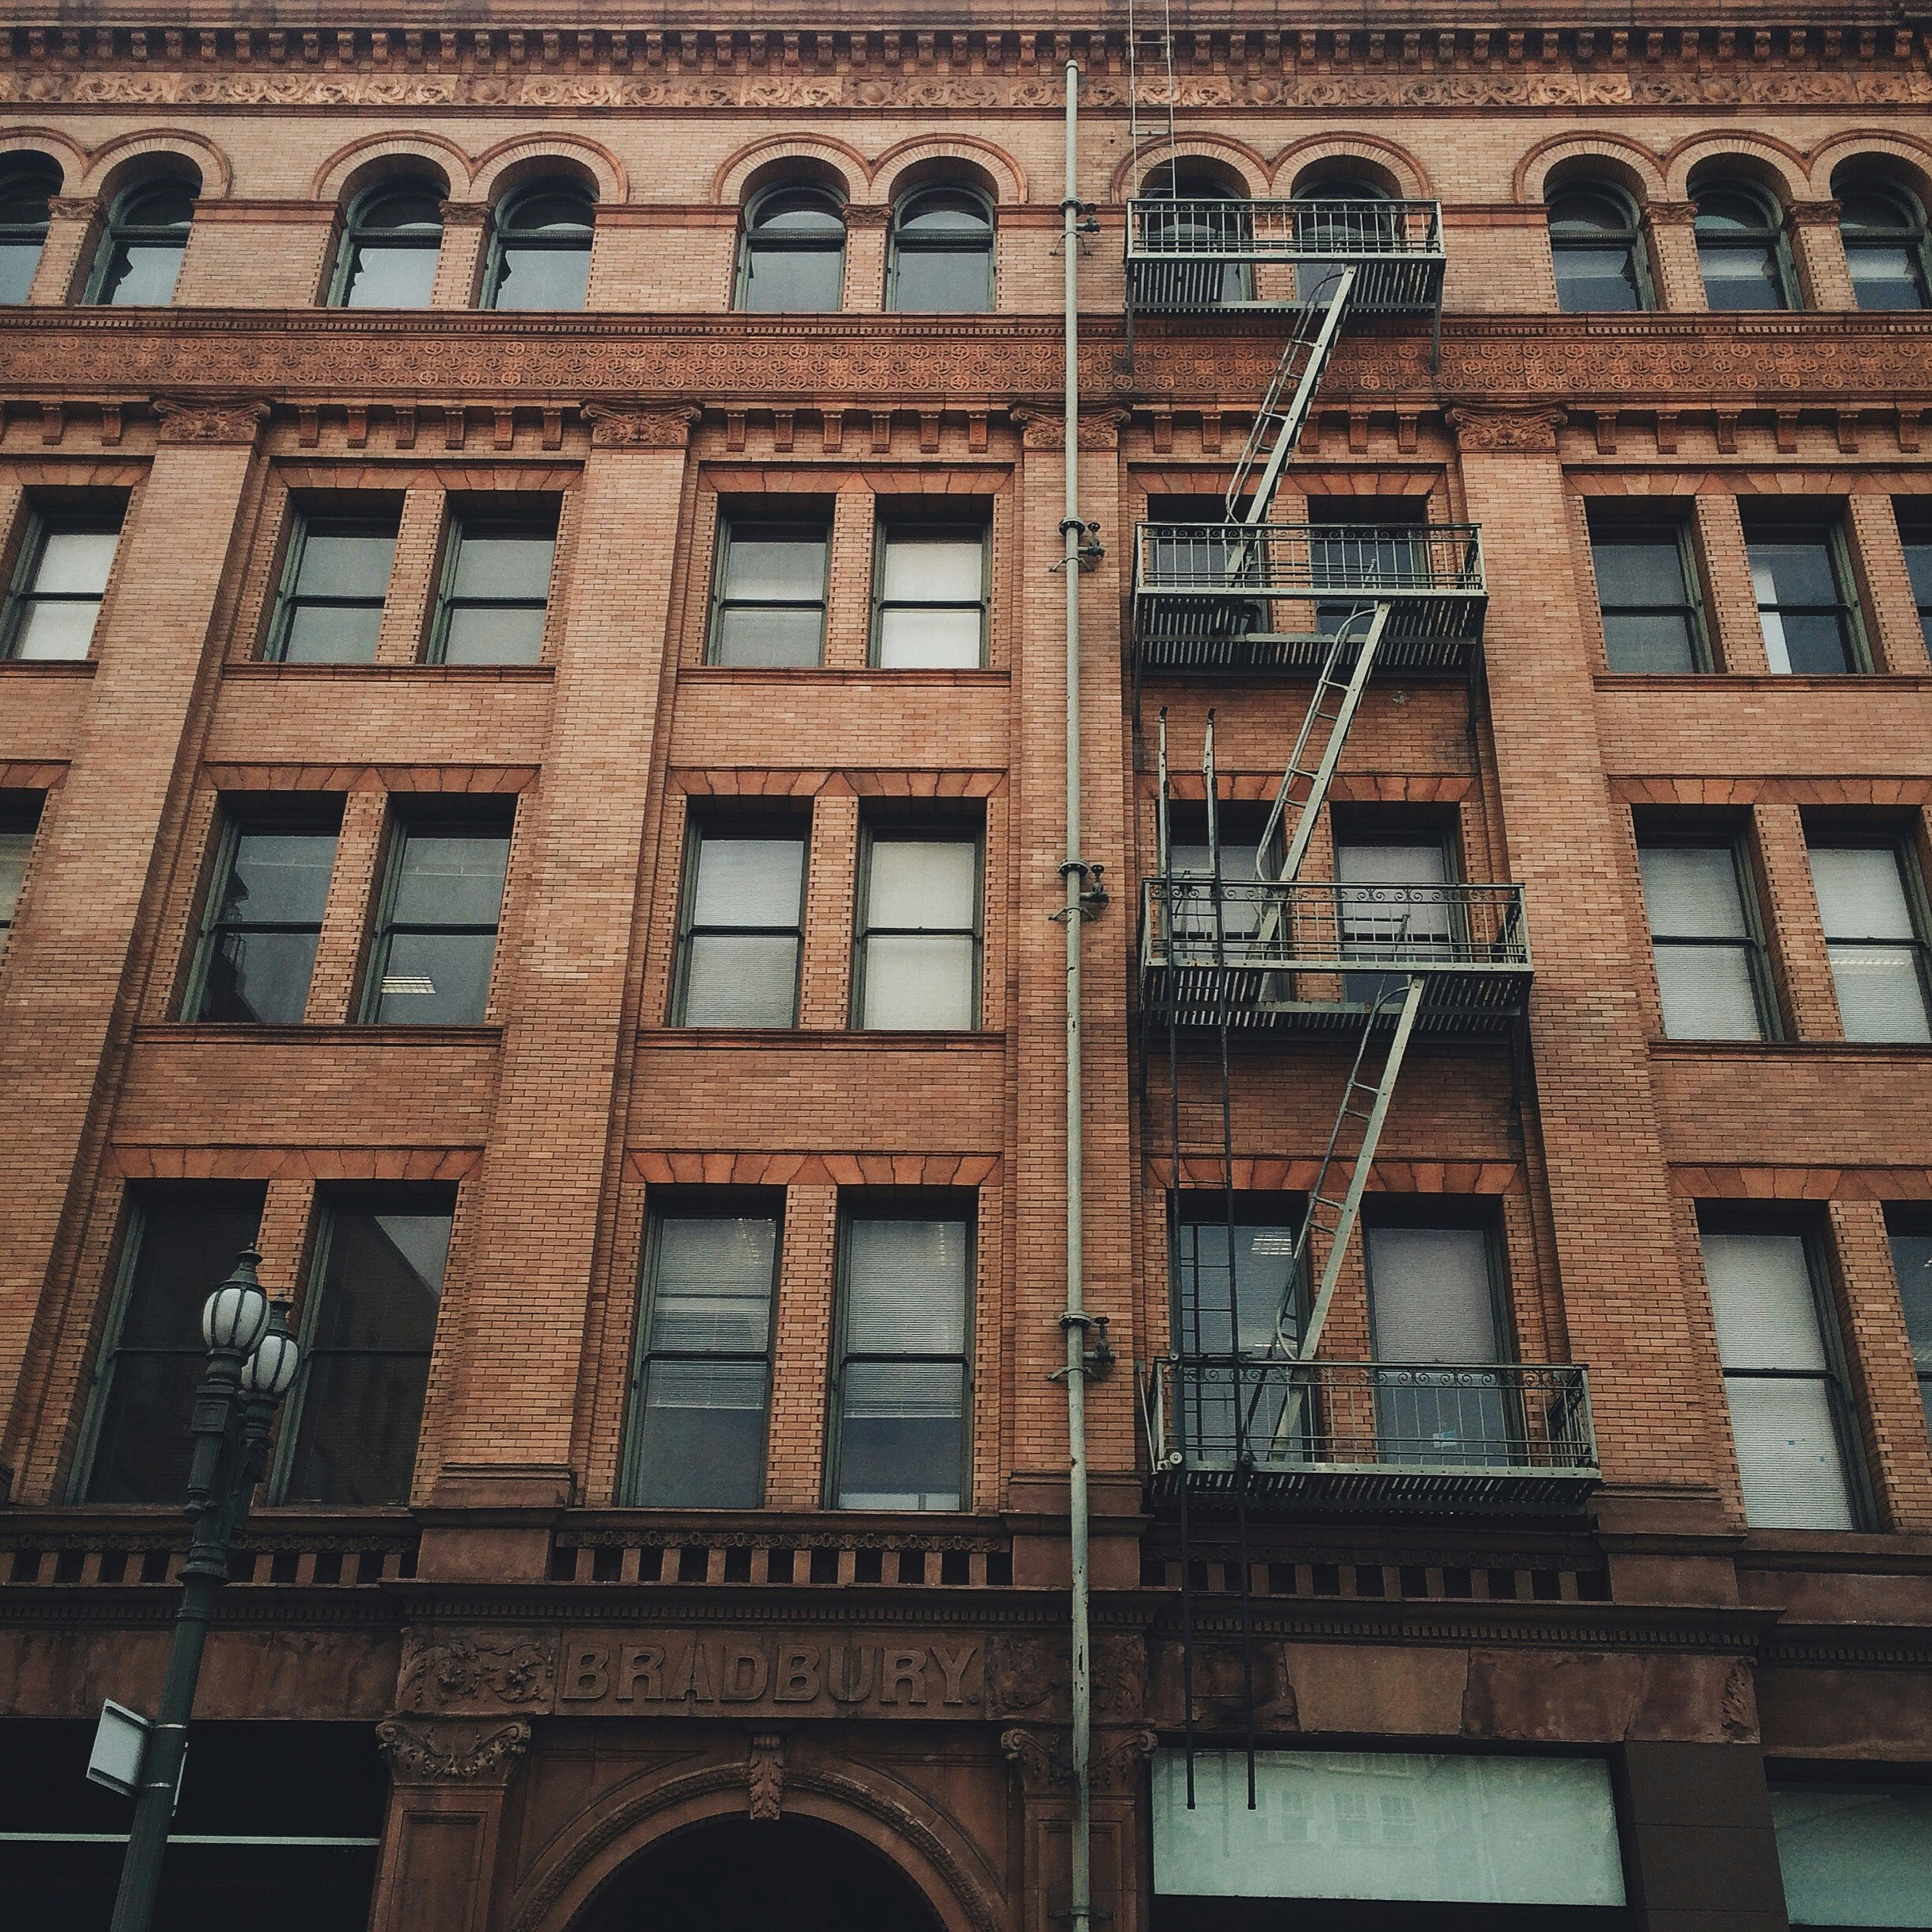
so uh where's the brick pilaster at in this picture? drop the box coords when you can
[305,787,390,1023]
[1846,493,1932,673]
[799,787,857,1029]
[374,486,450,664]
[766,1180,837,1506]
[1692,493,1771,673]
[1750,803,1842,1041]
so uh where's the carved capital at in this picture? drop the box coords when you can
[152,396,271,446]
[1643,199,1697,226]
[376,1715,531,1786]
[747,1731,785,1821]
[844,204,892,230]
[1000,1725,1073,1794]
[583,401,701,449]
[1091,1727,1160,1793]
[1445,403,1566,454]
[48,195,98,223]
[1010,404,1127,451]
[439,199,493,228]
[1787,198,1844,225]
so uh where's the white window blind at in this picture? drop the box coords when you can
[1639,843,1764,1039]
[1366,1225,1499,1362]
[1807,845,1930,1043]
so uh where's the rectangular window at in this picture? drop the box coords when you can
[2,509,121,661]
[277,1195,450,1506]
[872,519,987,669]
[429,512,557,665]
[1588,513,1708,673]
[1743,512,1868,674]
[0,799,40,948]
[1637,834,1772,1040]
[363,811,511,1025]
[1699,1221,1861,1529]
[831,1209,971,1510]
[709,513,829,667]
[1806,838,1932,1043]
[1307,497,1428,638]
[854,830,981,1029]
[1772,1782,1932,1930]
[79,1188,264,1505]
[624,1207,779,1507]
[186,811,339,1024]
[1898,503,1932,651]
[1167,815,1266,945]
[672,820,806,1027]
[266,511,399,665]
[1334,830,1456,1002]
[1884,1215,1932,1439]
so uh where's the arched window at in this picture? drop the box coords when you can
[737,183,845,312]
[1692,182,1794,310]
[331,180,444,309]
[0,155,59,305]
[1294,174,1393,303]
[1836,178,1931,310]
[888,185,993,313]
[86,177,195,306]
[483,178,595,311]
[1547,183,1652,311]
[1140,163,1252,305]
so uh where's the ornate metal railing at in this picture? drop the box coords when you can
[1125,197,1446,314]
[1141,1358,1599,1513]
[1133,522,1485,673]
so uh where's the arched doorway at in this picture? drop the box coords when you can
[573,1814,947,1932]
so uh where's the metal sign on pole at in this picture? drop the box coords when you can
[87,1700,151,1798]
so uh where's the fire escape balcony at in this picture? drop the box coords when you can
[1140,1357,1600,1516]
[1132,522,1486,677]
[1125,197,1447,318]
[1140,879,1531,1034]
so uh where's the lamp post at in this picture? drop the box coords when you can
[109,1246,301,1932]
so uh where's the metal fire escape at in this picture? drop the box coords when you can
[1125,175,1595,1800]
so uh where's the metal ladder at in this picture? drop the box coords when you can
[1224,264,1357,524]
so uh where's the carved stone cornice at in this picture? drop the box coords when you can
[1445,402,1566,453]
[582,401,701,448]
[151,395,270,445]
[376,1715,531,1786]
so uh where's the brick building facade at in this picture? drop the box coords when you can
[2,4,1930,1928]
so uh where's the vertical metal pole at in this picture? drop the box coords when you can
[1059,55,1095,1932]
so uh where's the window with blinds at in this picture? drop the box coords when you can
[1806,841,1932,1043]
[1884,1217,1932,1440]
[854,830,981,1029]
[672,822,807,1028]
[1698,1223,1861,1529]
[1335,833,1457,1002]
[830,1211,971,1510]
[1637,836,1772,1040]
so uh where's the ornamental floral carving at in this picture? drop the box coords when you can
[1444,404,1566,453]
[582,401,701,449]
[152,397,270,445]
[376,1716,531,1784]
[999,1726,1072,1792]
[747,1731,785,1821]
[397,1628,557,1710]
[1010,404,1128,450]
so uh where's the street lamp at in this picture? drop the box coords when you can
[108,1247,301,1932]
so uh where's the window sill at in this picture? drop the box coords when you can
[680,665,1010,684]
[1650,1037,1932,1057]
[1596,670,1932,689]
[635,1026,1005,1050]
[1738,1526,1932,1561]
[224,661,555,680]
[0,657,97,676]
[136,1021,504,1045]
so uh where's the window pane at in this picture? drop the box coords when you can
[376,930,496,1023]
[1554,247,1640,311]
[343,243,437,309]
[649,1217,776,1353]
[862,934,975,1029]
[450,532,553,602]
[1900,535,1932,619]
[1763,608,1855,675]
[878,607,982,669]
[883,534,983,603]
[1888,1229,1932,1396]
[117,1198,264,1349]
[282,1351,431,1505]
[723,530,826,601]
[101,239,184,305]
[713,607,824,667]
[197,929,320,1024]
[86,1351,202,1504]
[1848,244,1926,310]
[1827,942,1931,1043]
[1722,1375,1856,1529]
[1773,1785,1932,1929]
[33,529,118,595]
[296,531,396,599]
[691,836,804,927]
[282,604,382,665]
[1702,1231,1831,1370]
[0,828,31,926]
[0,239,40,305]
[866,839,976,928]
[217,830,335,926]
[1653,942,1764,1039]
[1602,610,1698,673]
[894,247,992,313]
[1749,535,1838,605]
[492,243,589,311]
[1639,845,1747,937]
[392,834,509,926]
[742,246,843,312]
[442,604,546,665]
[845,1217,969,1353]
[11,599,100,660]
[1592,535,1685,607]
[307,1209,449,1351]
[836,1360,964,1508]
[1811,846,1916,938]
[1700,244,1785,309]
[1365,1226,1501,1361]
[680,933,799,1026]
[633,1359,769,1506]
[1175,1221,1300,1355]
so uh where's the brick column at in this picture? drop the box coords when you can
[31,194,96,304]
[374,486,450,664]
[427,404,698,1508]
[0,398,268,1493]
[432,201,489,309]
[1642,201,1706,311]
[305,786,390,1023]
[1447,406,1731,1508]
[1620,1742,1789,1932]
[1750,803,1840,1041]
[1846,494,1932,673]
[798,787,857,1029]
[766,1181,838,1506]
[1692,494,1771,673]
[843,205,889,312]
[824,484,875,668]
[368,1716,530,1932]
[1786,200,1857,312]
